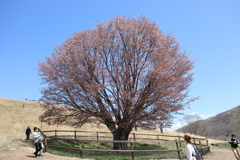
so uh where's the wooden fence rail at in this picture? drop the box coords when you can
[42,131,210,160]
[42,129,208,147]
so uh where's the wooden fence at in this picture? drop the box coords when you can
[42,130,209,145]
[42,130,210,159]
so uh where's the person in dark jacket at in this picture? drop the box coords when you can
[229,134,240,160]
[25,126,32,140]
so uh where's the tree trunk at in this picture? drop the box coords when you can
[159,123,164,134]
[112,129,130,150]
[160,127,163,133]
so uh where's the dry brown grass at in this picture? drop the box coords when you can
[0,98,224,149]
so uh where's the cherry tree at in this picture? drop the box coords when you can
[38,15,196,149]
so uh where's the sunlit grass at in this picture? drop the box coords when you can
[0,97,225,152]
[47,140,188,160]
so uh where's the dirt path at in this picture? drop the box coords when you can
[203,149,236,160]
[0,141,237,160]
[0,141,85,160]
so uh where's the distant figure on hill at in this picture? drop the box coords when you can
[182,135,196,160]
[229,134,240,160]
[33,127,43,158]
[22,104,25,108]
[47,119,51,126]
[25,126,32,140]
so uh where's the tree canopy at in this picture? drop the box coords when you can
[38,15,196,149]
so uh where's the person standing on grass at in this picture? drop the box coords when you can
[33,127,43,158]
[25,126,31,140]
[182,135,196,160]
[229,134,240,160]
[47,119,51,126]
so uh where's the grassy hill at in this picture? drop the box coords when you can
[0,98,110,148]
[177,105,240,140]
[0,98,223,149]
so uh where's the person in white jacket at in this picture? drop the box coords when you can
[182,135,196,160]
[32,127,42,158]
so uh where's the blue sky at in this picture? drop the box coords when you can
[1,0,239,130]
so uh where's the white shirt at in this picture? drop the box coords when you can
[32,131,42,143]
[182,143,196,160]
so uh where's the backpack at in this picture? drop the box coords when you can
[192,144,203,160]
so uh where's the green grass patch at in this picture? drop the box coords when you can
[206,151,214,155]
[46,140,188,159]
[209,142,231,150]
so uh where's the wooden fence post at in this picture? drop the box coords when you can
[55,129,57,138]
[207,145,210,152]
[175,139,181,159]
[193,137,195,145]
[178,136,181,147]
[74,130,77,139]
[157,134,160,145]
[133,132,136,141]
[199,140,203,154]
[44,137,47,152]
[79,140,83,158]
[130,141,134,160]
[206,138,208,146]
[96,131,99,140]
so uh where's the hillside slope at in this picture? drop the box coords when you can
[0,98,43,148]
[0,98,223,149]
[177,105,240,140]
[0,98,109,148]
